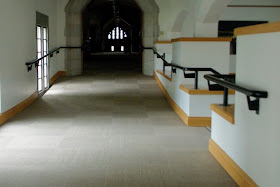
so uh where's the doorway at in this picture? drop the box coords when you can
[65,0,159,76]
[82,0,143,73]
[36,12,49,93]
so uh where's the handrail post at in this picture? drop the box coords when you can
[194,71,198,89]
[162,53,166,73]
[223,87,229,106]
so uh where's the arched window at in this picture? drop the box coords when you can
[108,27,127,52]
[108,27,127,40]
[116,27,119,39]
[112,29,115,40]
[120,30,123,39]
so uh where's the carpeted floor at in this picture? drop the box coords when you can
[0,61,237,186]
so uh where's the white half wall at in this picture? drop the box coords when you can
[154,43,234,118]
[155,71,234,118]
[172,41,230,89]
[212,31,280,186]
[189,95,234,117]
[154,43,172,72]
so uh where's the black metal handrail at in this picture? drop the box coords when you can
[26,46,82,72]
[204,74,268,114]
[140,45,222,89]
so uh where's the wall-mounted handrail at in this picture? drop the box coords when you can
[25,46,82,72]
[204,74,268,114]
[140,45,222,89]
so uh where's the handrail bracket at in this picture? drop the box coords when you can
[27,65,33,72]
[247,96,260,114]
[183,71,195,78]
[204,74,268,115]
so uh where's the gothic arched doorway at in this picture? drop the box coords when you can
[82,0,143,72]
[65,0,159,76]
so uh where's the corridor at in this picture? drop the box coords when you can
[0,64,237,186]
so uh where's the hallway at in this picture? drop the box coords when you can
[0,66,237,186]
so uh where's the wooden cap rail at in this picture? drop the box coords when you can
[171,37,232,43]
[180,85,235,95]
[155,41,172,44]
[156,70,172,82]
[234,21,280,36]
[210,104,235,124]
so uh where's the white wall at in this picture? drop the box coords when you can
[172,41,230,89]
[221,1,280,74]
[195,0,232,37]
[212,31,280,186]
[155,0,199,40]
[155,0,230,40]
[57,0,69,71]
[0,0,61,113]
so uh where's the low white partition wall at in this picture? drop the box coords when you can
[209,22,280,186]
[172,38,232,89]
[154,38,235,127]
[154,41,172,74]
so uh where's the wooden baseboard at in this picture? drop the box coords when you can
[155,41,172,44]
[154,72,211,127]
[188,117,212,127]
[0,71,66,126]
[0,92,38,125]
[172,37,232,43]
[209,139,258,187]
[50,71,67,85]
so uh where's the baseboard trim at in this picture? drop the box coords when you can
[0,92,38,125]
[209,139,258,187]
[0,71,66,126]
[154,72,211,127]
[50,71,67,85]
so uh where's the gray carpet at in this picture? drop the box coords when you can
[0,66,237,186]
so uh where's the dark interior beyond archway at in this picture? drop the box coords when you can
[82,0,142,72]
